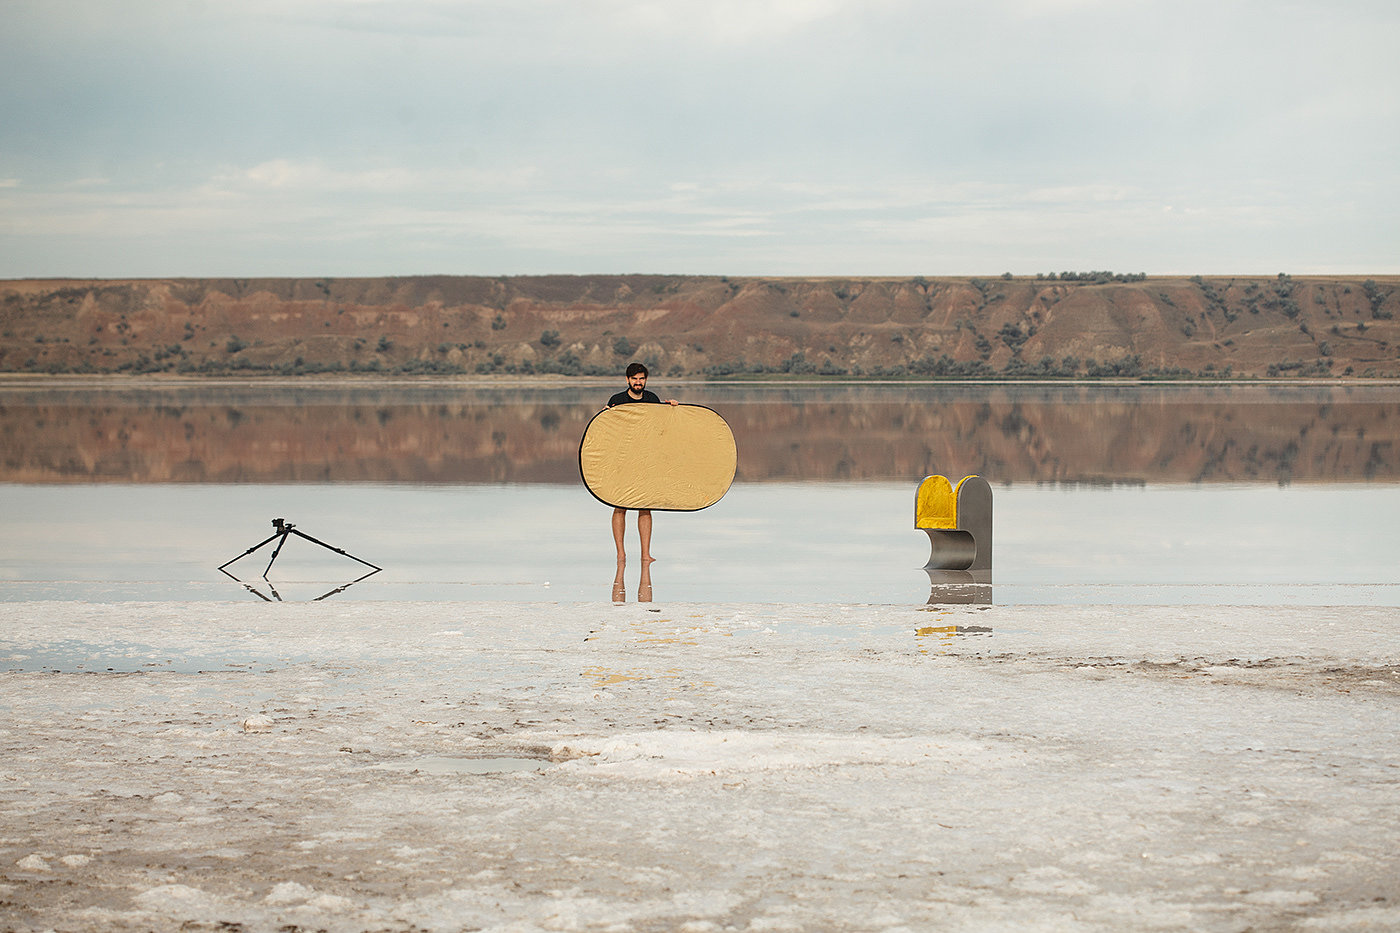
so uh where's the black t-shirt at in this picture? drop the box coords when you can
[607,389,660,407]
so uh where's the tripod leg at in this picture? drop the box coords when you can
[217,531,285,572]
[289,528,383,572]
[263,529,293,579]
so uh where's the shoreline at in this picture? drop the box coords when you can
[5,371,1400,390]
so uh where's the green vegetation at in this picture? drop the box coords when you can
[1037,271,1147,283]
[1365,279,1393,319]
[997,323,1029,351]
[1268,359,1334,377]
[1266,273,1302,319]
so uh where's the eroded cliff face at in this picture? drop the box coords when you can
[3,274,1398,378]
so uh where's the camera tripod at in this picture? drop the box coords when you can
[218,517,382,581]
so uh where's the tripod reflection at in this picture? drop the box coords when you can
[219,566,381,602]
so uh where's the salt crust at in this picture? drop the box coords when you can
[0,599,1397,932]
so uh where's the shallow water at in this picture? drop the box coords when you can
[1,380,1397,605]
[1,480,1396,605]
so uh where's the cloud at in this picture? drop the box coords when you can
[0,157,1355,277]
[277,0,866,46]
[0,0,1396,276]
[200,159,542,201]
[610,0,854,42]
[211,159,420,193]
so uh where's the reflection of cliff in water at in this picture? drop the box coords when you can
[1,383,1395,485]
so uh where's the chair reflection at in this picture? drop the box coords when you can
[580,616,711,690]
[924,571,993,605]
[915,622,994,647]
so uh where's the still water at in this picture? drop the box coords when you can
[1,380,1397,605]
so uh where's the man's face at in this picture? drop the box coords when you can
[628,371,647,394]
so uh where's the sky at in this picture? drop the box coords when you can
[1,0,1397,278]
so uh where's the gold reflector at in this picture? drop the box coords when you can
[579,404,737,511]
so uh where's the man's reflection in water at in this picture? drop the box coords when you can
[612,558,654,603]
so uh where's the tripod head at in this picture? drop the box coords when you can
[272,518,295,533]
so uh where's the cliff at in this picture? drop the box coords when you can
[2,273,1398,379]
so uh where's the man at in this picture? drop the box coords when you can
[606,362,678,571]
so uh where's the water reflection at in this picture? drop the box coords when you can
[219,567,381,602]
[924,574,993,605]
[580,617,715,689]
[915,625,994,640]
[611,558,655,604]
[2,381,1397,485]
[914,622,995,656]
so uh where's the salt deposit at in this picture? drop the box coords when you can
[1,599,1398,931]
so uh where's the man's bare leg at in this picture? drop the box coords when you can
[612,507,627,561]
[637,509,655,563]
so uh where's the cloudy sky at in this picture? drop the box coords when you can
[1,0,1396,278]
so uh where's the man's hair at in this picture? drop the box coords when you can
[625,362,648,378]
